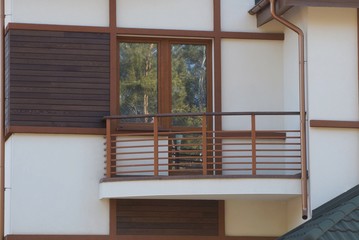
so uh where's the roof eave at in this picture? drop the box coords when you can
[249,0,359,27]
[248,0,270,15]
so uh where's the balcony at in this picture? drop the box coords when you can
[100,112,304,200]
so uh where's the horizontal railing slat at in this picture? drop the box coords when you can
[105,111,302,178]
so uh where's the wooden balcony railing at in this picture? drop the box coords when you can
[104,112,302,179]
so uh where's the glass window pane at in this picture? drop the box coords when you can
[171,44,207,126]
[119,42,158,123]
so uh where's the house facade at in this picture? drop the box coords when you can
[0,0,358,240]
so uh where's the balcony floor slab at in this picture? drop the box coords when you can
[99,177,301,200]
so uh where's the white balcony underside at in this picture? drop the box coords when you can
[99,178,301,200]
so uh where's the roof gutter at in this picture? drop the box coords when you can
[248,0,270,15]
[269,0,308,220]
[0,0,5,237]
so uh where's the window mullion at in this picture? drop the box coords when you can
[159,40,171,129]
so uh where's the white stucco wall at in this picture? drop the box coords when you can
[225,197,306,237]
[4,0,12,27]
[306,7,359,209]
[286,197,306,231]
[281,6,359,212]
[309,129,359,209]
[307,7,358,121]
[8,0,109,27]
[5,134,109,235]
[221,0,283,33]
[4,138,13,236]
[117,0,213,31]
[221,39,284,113]
[225,200,287,237]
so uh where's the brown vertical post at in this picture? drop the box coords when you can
[202,114,208,175]
[214,0,223,175]
[153,116,159,176]
[251,114,257,176]
[109,0,118,116]
[218,201,225,240]
[106,119,113,178]
[109,200,117,238]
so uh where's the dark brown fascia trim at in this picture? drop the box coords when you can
[250,0,359,14]
[248,0,270,15]
[310,120,359,129]
[220,31,284,40]
[118,28,285,40]
[110,234,277,239]
[114,236,219,240]
[6,23,285,41]
[6,23,110,33]
[4,234,277,240]
[100,174,300,183]
[250,0,293,27]
[285,0,359,8]
[250,0,359,27]
[117,27,214,38]
[98,235,275,240]
[5,235,109,240]
[225,237,277,240]
[8,126,106,136]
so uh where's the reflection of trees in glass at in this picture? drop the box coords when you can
[119,43,158,122]
[171,44,207,127]
[119,42,207,127]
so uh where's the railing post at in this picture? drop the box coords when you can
[153,116,159,176]
[106,118,112,178]
[251,114,257,175]
[202,114,208,175]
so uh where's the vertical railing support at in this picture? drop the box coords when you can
[202,114,208,175]
[251,114,257,175]
[106,118,112,178]
[153,116,159,176]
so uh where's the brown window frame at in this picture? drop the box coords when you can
[117,37,213,131]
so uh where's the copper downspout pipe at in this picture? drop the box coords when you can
[0,0,5,236]
[269,0,308,219]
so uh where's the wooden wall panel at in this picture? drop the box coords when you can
[6,29,110,129]
[116,199,219,236]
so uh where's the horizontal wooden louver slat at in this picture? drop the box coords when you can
[116,199,219,236]
[6,29,111,130]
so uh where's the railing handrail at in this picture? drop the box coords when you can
[103,111,300,120]
[105,111,303,179]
